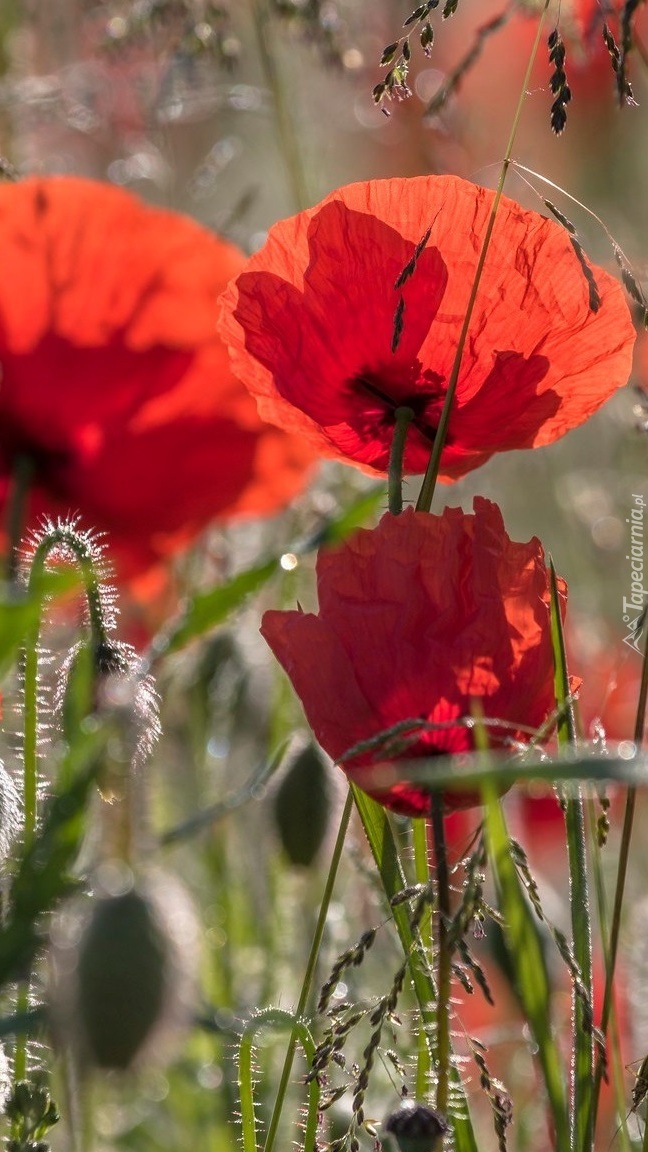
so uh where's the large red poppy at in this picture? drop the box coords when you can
[218,175,635,481]
[0,178,313,578]
[262,498,569,816]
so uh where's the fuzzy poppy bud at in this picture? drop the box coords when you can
[274,744,331,867]
[384,1100,448,1152]
[57,637,160,776]
[50,871,197,1072]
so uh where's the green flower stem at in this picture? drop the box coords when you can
[484,782,569,1147]
[5,455,34,585]
[585,798,630,1152]
[412,816,432,1098]
[352,787,478,1152]
[28,526,108,648]
[550,562,593,1152]
[593,623,648,1119]
[250,0,310,212]
[431,796,451,1116]
[415,0,550,514]
[564,790,593,1152]
[388,407,415,515]
[13,524,113,1098]
[262,788,353,1152]
[12,616,39,1091]
[240,1009,318,1152]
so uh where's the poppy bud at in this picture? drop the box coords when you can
[50,871,197,1071]
[384,1100,448,1152]
[57,638,160,772]
[274,744,331,867]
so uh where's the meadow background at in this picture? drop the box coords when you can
[0,2,647,1151]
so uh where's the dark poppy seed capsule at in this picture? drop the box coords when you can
[274,744,331,867]
[51,874,197,1072]
[384,1100,449,1152]
[75,889,169,1069]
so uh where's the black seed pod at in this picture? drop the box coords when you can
[384,1100,449,1152]
[274,744,331,867]
[76,889,168,1068]
[50,873,197,1071]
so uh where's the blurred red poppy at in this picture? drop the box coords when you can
[262,498,570,816]
[546,0,639,43]
[0,178,313,579]
[218,176,634,481]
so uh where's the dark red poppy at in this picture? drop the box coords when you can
[262,498,570,816]
[218,176,635,482]
[0,178,314,579]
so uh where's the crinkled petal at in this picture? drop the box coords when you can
[219,175,635,480]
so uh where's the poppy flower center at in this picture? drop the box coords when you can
[353,374,444,445]
[0,413,71,485]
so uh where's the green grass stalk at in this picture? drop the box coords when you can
[412,816,432,1099]
[593,615,648,1120]
[430,796,451,1117]
[250,0,310,212]
[416,0,550,514]
[262,788,353,1152]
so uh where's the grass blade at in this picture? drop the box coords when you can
[483,783,569,1149]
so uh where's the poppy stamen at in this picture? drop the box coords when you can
[354,375,439,444]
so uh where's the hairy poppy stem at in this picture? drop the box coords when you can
[593,622,648,1124]
[5,454,33,584]
[28,523,110,651]
[431,795,451,1117]
[13,522,115,1100]
[388,406,415,515]
[415,0,551,514]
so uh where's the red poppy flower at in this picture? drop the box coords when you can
[262,498,569,816]
[218,175,635,481]
[0,177,314,579]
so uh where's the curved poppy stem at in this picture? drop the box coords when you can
[5,455,34,584]
[28,523,110,651]
[388,406,415,515]
[431,795,451,1116]
[415,0,551,514]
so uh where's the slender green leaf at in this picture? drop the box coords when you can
[159,742,289,846]
[150,558,279,659]
[348,748,648,795]
[0,726,108,988]
[0,568,80,680]
[148,487,385,661]
[351,787,478,1152]
[484,784,569,1149]
[298,485,384,550]
[550,560,593,1152]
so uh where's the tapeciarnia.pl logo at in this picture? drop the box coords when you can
[623,493,647,654]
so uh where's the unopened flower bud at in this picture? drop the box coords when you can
[274,743,331,867]
[50,871,197,1072]
[57,638,160,778]
[384,1099,448,1152]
